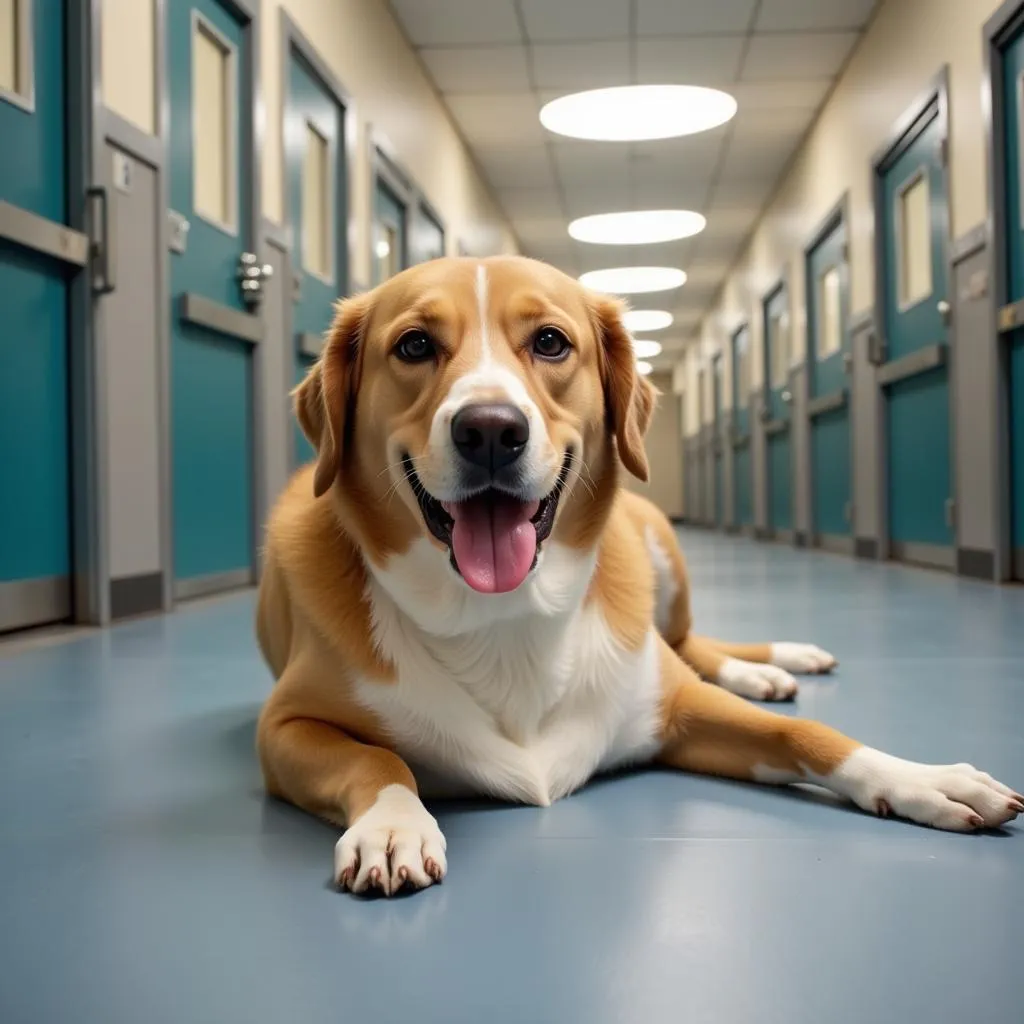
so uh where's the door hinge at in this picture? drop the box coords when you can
[945,498,956,529]
[841,240,850,262]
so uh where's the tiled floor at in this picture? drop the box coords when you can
[1,531,1022,1024]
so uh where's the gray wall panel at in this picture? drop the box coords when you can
[850,315,882,547]
[101,145,162,579]
[791,364,811,535]
[952,239,998,554]
[259,240,291,509]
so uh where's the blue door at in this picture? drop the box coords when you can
[0,0,80,631]
[806,216,852,546]
[372,173,407,285]
[879,103,952,566]
[762,284,793,537]
[169,0,256,596]
[731,325,753,530]
[1002,28,1024,581]
[284,45,346,468]
[713,355,725,527]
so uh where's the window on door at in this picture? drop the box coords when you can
[302,120,333,281]
[896,169,932,308]
[735,334,750,402]
[375,221,399,282]
[192,15,237,233]
[0,0,32,110]
[769,309,790,388]
[816,265,842,359]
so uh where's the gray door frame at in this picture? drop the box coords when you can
[869,66,955,571]
[984,0,1024,581]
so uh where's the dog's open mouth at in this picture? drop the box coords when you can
[404,452,573,595]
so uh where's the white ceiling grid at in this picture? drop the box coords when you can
[388,0,878,363]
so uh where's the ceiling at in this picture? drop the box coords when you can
[386,0,879,367]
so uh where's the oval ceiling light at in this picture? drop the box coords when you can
[569,209,706,245]
[636,360,654,376]
[632,339,663,359]
[540,85,737,142]
[622,309,673,333]
[579,267,686,295]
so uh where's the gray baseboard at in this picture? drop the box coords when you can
[890,541,954,571]
[956,547,995,581]
[754,526,774,541]
[110,572,164,620]
[855,537,879,560]
[174,568,254,601]
[794,531,807,548]
[0,576,71,633]
[815,533,855,555]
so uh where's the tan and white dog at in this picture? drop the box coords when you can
[256,256,1021,896]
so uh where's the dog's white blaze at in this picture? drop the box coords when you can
[355,545,663,806]
[644,525,678,636]
[475,262,491,363]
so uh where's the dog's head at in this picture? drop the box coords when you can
[295,256,656,595]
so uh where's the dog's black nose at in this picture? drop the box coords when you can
[451,404,530,472]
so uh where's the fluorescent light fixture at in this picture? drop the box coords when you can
[579,266,686,295]
[569,209,706,245]
[636,360,654,376]
[540,85,737,142]
[622,310,673,332]
[632,339,663,359]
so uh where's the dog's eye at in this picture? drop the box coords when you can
[532,327,571,362]
[394,330,435,363]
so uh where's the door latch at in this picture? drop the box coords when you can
[842,351,854,375]
[238,251,274,309]
[944,498,956,529]
[87,186,117,295]
[937,299,952,326]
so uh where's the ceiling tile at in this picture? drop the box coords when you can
[729,106,816,140]
[529,41,631,90]
[551,140,632,186]
[474,144,557,190]
[388,0,521,46]
[513,217,574,247]
[519,0,628,41]
[419,45,530,93]
[741,32,859,81]
[635,36,745,85]
[756,0,878,32]
[636,0,757,36]
[446,94,548,146]
[728,79,834,110]
[496,186,564,219]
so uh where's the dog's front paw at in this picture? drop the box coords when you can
[718,659,798,701]
[334,785,447,896]
[770,642,837,674]
[834,748,1024,832]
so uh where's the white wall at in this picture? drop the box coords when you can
[679,0,1004,435]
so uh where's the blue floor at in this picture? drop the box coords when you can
[1,530,1022,1024]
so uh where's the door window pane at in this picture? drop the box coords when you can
[0,0,31,106]
[414,207,444,263]
[735,332,750,401]
[192,17,236,231]
[817,265,842,359]
[375,222,399,282]
[302,120,332,279]
[769,310,790,388]
[897,170,932,308]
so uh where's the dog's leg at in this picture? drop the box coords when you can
[657,640,1022,831]
[702,636,837,674]
[258,708,446,896]
[678,633,799,702]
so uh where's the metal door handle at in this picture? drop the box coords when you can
[238,251,273,307]
[87,186,117,295]
[781,390,792,404]
[842,351,853,374]
[937,299,951,324]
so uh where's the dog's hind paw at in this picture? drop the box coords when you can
[770,642,837,674]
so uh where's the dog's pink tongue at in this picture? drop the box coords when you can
[448,494,540,594]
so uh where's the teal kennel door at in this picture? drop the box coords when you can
[1001,24,1024,581]
[283,34,346,468]
[876,95,953,569]
[372,158,408,286]
[168,0,259,598]
[730,325,753,530]
[712,354,725,528]
[0,0,85,631]
[762,283,793,539]
[806,213,852,549]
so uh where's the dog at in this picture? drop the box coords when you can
[255,255,1021,896]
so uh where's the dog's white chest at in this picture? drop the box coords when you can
[353,600,664,806]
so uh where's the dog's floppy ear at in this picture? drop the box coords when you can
[589,293,656,482]
[293,293,370,498]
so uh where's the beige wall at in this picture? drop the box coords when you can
[627,374,683,518]
[679,0,1002,434]
[98,0,517,281]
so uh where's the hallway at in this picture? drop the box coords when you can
[1,530,1021,1024]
